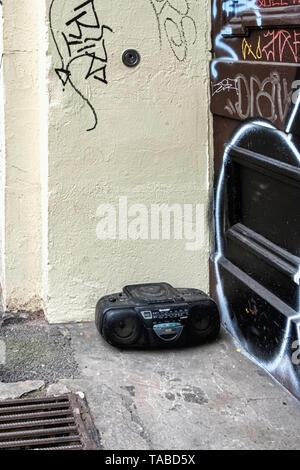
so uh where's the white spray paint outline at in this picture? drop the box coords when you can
[212,0,262,79]
[214,114,300,395]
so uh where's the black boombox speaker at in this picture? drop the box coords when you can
[95,283,220,348]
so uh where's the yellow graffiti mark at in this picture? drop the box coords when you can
[242,36,262,61]
[256,36,262,60]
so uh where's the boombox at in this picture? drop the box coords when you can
[95,283,220,348]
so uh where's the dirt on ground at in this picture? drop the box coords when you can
[0,315,79,384]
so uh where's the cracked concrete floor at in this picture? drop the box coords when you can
[1,319,300,450]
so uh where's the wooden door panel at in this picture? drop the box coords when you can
[211,61,299,130]
[211,0,300,399]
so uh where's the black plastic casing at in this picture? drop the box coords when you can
[95,284,220,349]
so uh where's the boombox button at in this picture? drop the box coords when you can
[141,311,152,319]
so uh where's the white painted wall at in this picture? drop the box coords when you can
[2,0,42,311]
[0,3,5,311]
[0,0,212,322]
[43,0,213,322]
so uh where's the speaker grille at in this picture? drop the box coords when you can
[103,310,143,347]
[188,303,220,342]
[111,316,137,339]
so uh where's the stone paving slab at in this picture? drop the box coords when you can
[0,380,45,400]
[61,323,300,450]
[0,319,300,450]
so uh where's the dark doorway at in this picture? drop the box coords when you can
[210,0,300,400]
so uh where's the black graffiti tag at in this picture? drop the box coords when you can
[50,0,113,131]
[149,0,197,61]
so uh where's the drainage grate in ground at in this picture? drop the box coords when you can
[0,393,101,450]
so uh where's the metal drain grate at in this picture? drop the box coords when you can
[0,393,100,450]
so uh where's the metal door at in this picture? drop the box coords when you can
[210,0,300,399]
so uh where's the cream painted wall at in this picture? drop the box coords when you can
[2,0,42,311]
[0,4,4,311]
[43,0,213,322]
[0,1,213,320]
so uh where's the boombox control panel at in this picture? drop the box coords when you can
[140,308,189,321]
[95,282,220,348]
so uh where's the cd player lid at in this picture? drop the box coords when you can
[123,283,183,303]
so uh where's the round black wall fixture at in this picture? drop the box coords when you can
[122,49,140,68]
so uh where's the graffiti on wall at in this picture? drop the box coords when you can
[212,0,300,78]
[214,117,300,397]
[242,30,300,63]
[148,0,197,61]
[257,0,300,6]
[212,0,300,399]
[49,0,113,131]
[212,0,300,122]
[212,72,300,122]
